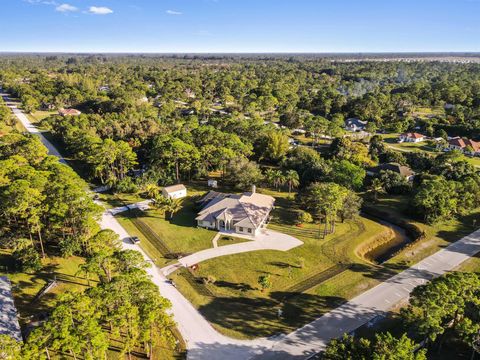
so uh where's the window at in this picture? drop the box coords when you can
[239,227,243,232]
[247,228,252,234]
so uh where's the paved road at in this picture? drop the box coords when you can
[108,199,153,215]
[7,91,480,359]
[1,92,67,163]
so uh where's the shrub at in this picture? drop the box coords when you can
[295,210,313,225]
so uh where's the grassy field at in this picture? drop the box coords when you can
[0,251,89,321]
[27,110,56,124]
[115,193,216,266]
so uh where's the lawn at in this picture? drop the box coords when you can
[27,110,56,124]
[116,193,216,266]
[216,235,251,247]
[0,251,89,322]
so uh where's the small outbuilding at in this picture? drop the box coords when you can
[162,184,187,199]
[58,108,81,117]
[207,179,218,188]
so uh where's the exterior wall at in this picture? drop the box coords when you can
[163,189,187,199]
[197,220,215,229]
[234,226,256,236]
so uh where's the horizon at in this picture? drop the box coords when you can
[2,0,480,53]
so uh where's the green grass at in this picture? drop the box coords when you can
[217,236,251,247]
[27,110,56,124]
[0,251,89,322]
[116,195,216,266]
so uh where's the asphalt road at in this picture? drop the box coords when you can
[6,91,480,359]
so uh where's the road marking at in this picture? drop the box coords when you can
[385,299,391,304]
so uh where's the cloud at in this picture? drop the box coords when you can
[166,10,182,15]
[88,6,113,15]
[56,3,78,12]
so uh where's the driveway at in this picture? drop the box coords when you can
[175,229,302,269]
[8,91,480,360]
[109,199,153,215]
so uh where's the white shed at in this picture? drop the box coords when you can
[207,179,218,188]
[162,184,187,199]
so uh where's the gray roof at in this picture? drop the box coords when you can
[196,191,275,229]
[367,163,414,178]
[345,118,368,128]
[0,276,22,342]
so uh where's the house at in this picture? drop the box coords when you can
[446,137,480,156]
[196,186,274,237]
[366,163,415,181]
[162,184,187,199]
[207,179,218,188]
[345,118,368,132]
[398,132,425,143]
[58,108,81,117]
[0,276,22,342]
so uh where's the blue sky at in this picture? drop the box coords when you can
[1,0,480,53]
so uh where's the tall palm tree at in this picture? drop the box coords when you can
[144,183,160,199]
[284,170,300,194]
[264,168,277,189]
[368,178,385,202]
[165,198,182,219]
[272,170,285,191]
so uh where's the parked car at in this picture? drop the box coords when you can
[130,236,140,244]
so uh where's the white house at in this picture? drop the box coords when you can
[398,132,425,143]
[162,184,187,199]
[196,187,275,237]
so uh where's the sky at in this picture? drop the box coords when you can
[1,0,480,53]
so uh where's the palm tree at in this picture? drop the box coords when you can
[368,178,385,202]
[284,170,300,194]
[164,198,182,219]
[272,170,285,191]
[144,183,160,199]
[264,168,277,189]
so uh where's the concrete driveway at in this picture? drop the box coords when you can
[176,229,303,269]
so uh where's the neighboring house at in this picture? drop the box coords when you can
[398,132,425,143]
[446,137,480,156]
[0,276,22,342]
[58,108,81,116]
[366,163,415,181]
[162,184,187,199]
[196,186,275,237]
[345,118,368,132]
